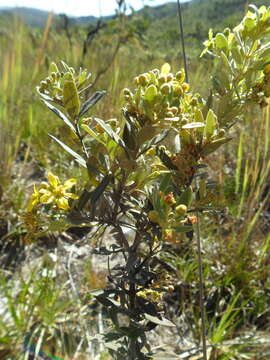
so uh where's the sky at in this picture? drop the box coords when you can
[0,0,178,17]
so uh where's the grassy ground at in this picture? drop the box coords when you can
[0,8,269,360]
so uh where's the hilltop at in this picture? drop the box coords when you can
[0,0,268,29]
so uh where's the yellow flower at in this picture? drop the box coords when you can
[39,172,78,210]
[27,184,40,212]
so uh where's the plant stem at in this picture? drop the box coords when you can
[195,213,208,359]
[75,121,89,159]
[177,1,207,357]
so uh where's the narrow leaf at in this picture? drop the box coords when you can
[123,121,137,151]
[140,129,170,155]
[94,117,126,150]
[42,100,76,133]
[202,137,232,155]
[182,122,205,129]
[144,314,175,327]
[157,147,178,170]
[204,109,216,139]
[79,90,106,117]
[63,78,80,118]
[173,225,193,233]
[90,175,112,203]
[49,134,87,167]
[81,124,107,146]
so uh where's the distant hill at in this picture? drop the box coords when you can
[0,7,58,27]
[0,0,268,29]
[0,6,112,28]
[0,0,268,50]
[135,0,269,54]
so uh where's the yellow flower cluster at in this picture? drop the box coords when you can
[137,288,163,303]
[123,63,196,126]
[27,172,78,212]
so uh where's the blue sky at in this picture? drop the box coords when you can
[0,0,179,17]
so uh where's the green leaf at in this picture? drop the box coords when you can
[182,122,205,129]
[220,51,232,73]
[231,46,243,65]
[49,62,58,73]
[79,90,106,117]
[42,100,76,133]
[74,189,91,212]
[157,147,178,170]
[36,87,54,102]
[94,117,127,150]
[63,78,80,118]
[204,109,217,139]
[144,314,175,327]
[90,175,112,203]
[194,109,204,123]
[139,129,170,155]
[178,186,193,206]
[89,289,105,297]
[161,63,171,75]
[144,84,158,103]
[202,137,232,155]
[215,33,228,49]
[123,121,137,151]
[81,124,107,146]
[173,225,193,233]
[49,134,87,167]
[159,173,172,193]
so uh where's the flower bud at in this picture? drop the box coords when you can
[173,85,184,97]
[166,111,174,118]
[45,77,51,86]
[123,88,132,96]
[218,129,226,137]
[182,83,190,92]
[224,28,230,36]
[51,72,57,81]
[162,102,170,109]
[96,124,104,133]
[158,74,167,85]
[138,74,148,86]
[146,147,156,156]
[134,76,139,86]
[164,229,175,243]
[160,83,171,95]
[263,64,270,75]
[163,192,176,206]
[175,70,185,83]
[166,285,174,292]
[40,80,48,88]
[148,210,160,224]
[109,119,118,129]
[175,204,187,216]
[152,68,160,76]
[190,97,198,106]
[166,73,174,82]
[171,106,178,115]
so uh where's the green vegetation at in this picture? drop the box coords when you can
[0,1,270,359]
